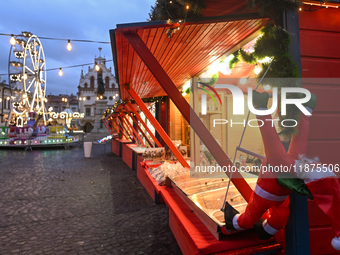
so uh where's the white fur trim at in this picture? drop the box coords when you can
[332,237,340,250]
[295,160,336,184]
[262,219,278,236]
[254,184,289,201]
[232,214,244,231]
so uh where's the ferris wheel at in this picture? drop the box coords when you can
[8,31,47,126]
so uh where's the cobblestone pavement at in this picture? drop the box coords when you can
[0,145,182,255]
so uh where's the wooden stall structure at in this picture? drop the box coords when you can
[102,0,340,254]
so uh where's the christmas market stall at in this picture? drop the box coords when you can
[103,0,340,254]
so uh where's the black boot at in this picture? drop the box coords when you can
[253,219,275,240]
[224,202,239,233]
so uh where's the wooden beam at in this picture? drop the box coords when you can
[126,87,189,168]
[119,109,145,146]
[118,114,137,142]
[122,105,154,148]
[113,117,128,140]
[102,119,112,135]
[126,102,162,148]
[123,32,252,201]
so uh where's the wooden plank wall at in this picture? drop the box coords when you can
[299,7,340,254]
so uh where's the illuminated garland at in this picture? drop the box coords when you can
[233,23,301,137]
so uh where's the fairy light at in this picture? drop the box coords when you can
[254,65,262,75]
[67,39,72,51]
[95,62,100,71]
[10,34,16,45]
[58,68,63,76]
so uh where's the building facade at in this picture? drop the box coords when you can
[77,53,119,133]
[0,79,12,127]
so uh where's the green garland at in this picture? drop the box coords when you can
[234,23,301,137]
[246,0,302,21]
[149,0,206,21]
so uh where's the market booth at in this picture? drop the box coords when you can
[104,1,340,254]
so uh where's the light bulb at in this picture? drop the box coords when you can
[95,63,100,71]
[186,5,189,9]
[67,40,72,51]
[96,97,99,100]
[83,97,86,101]
[23,73,27,80]
[254,65,262,75]
[100,95,103,99]
[79,97,82,101]
[59,68,63,76]
[10,34,16,45]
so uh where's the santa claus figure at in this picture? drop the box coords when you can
[224,91,340,251]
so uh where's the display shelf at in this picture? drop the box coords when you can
[130,147,146,170]
[161,187,281,255]
[170,172,257,240]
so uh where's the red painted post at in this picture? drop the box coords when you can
[122,106,154,148]
[123,32,252,201]
[118,114,136,142]
[102,119,112,135]
[126,102,162,148]
[119,110,145,146]
[113,117,128,140]
[126,86,189,168]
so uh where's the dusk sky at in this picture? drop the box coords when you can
[0,0,155,96]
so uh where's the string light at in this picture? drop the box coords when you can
[95,61,100,71]
[58,68,63,76]
[67,39,72,51]
[10,34,16,45]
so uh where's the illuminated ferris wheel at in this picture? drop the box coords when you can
[8,32,47,126]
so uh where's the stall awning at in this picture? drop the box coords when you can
[111,13,269,100]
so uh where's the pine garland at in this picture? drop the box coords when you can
[246,0,302,20]
[234,23,302,137]
[149,0,206,21]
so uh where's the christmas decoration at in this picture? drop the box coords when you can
[230,23,301,137]
[224,91,340,251]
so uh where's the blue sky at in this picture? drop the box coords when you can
[0,0,155,95]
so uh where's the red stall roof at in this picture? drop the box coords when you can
[110,11,268,101]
